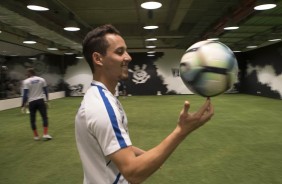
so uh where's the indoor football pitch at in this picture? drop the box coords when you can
[0,94,281,184]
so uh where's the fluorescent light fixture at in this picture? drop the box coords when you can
[254,0,277,10]
[23,35,37,44]
[27,5,49,11]
[65,52,74,55]
[29,57,37,60]
[64,49,74,55]
[224,26,239,30]
[233,50,242,53]
[64,27,80,31]
[145,38,157,41]
[268,38,281,42]
[143,25,159,30]
[141,1,162,9]
[207,38,219,41]
[147,54,155,57]
[23,36,37,44]
[64,20,80,31]
[146,45,156,49]
[23,40,36,44]
[76,53,84,59]
[246,45,258,49]
[76,56,84,59]
[147,51,156,54]
[47,43,58,51]
[224,19,239,30]
[27,0,49,11]
[47,47,58,51]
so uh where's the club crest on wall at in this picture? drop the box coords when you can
[129,64,151,84]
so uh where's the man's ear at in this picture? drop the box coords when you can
[92,52,103,66]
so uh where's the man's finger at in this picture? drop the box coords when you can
[201,102,214,122]
[195,98,211,116]
[183,101,190,114]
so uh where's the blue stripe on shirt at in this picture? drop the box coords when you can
[95,84,127,148]
[113,173,121,184]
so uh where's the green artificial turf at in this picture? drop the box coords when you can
[0,94,281,184]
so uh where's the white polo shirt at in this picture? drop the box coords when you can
[23,76,47,102]
[75,80,132,184]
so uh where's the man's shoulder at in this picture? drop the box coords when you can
[33,76,46,82]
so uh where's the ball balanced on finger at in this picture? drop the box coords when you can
[179,40,238,97]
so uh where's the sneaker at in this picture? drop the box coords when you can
[42,134,52,141]
[34,136,40,141]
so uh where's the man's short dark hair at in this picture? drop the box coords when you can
[27,68,36,76]
[82,24,121,73]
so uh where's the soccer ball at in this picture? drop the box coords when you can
[179,40,238,97]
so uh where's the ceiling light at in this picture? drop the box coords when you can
[141,1,162,9]
[47,42,58,51]
[76,52,84,59]
[224,26,239,30]
[27,0,49,11]
[147,50,156,54]
[23,40,37,44]
[224,19,239,30]
[64,13,80,31]
[64,49,74,55]
[268,38,281,42]
[143,25,159,30]
[246,45,258,49]
[207,38,219,41]
[29,57,37,60]
[145,38,157,41]
[147,54,155,57]
[23,35,37,44]
[223,25,239,30]
[146,45,156,48]
[47,47,58,51]
[143,9,159,30]
[64,20,80,31]
[65,52,74,55]
[254,0,277,10]
[76,56,84,59]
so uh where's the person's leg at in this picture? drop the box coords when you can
[29,101,38,139]
[38,99,52,140]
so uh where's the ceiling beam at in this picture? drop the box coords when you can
[202,0,256,39]
[168,0,194,31]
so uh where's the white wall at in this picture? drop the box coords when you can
[155,49,193,94]
[0,91,65,111]
[64,59,92,93]
[63,50,192,95]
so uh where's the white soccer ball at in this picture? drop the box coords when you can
[179,40,238,97]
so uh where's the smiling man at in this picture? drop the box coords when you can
[75,24,214,184]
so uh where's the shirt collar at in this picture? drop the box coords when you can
[91,80,108,91]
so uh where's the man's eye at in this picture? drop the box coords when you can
[116,50,124,55]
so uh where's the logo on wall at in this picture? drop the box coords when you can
[129,64,151,84]
[171,68,180,77]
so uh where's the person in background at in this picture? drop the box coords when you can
[115,81,121,98]
[22,68,52,141]
[75,24,214,184]
[120,80,127,98]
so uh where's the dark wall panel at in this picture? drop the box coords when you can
[238,41,282,99]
